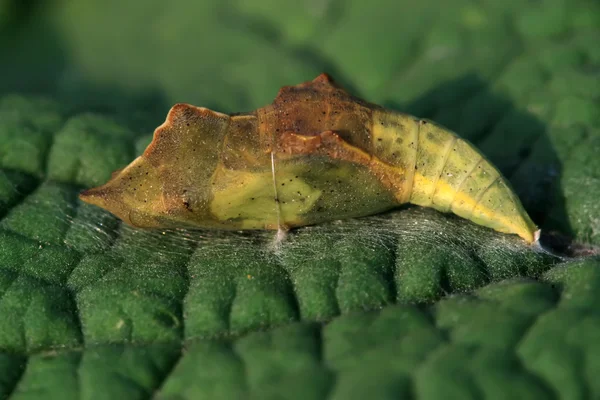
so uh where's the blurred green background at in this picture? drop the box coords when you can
[1,1,600,399]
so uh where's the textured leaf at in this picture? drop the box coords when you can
[1,0,600,399]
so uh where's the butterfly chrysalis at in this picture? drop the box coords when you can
[80,74,540,244]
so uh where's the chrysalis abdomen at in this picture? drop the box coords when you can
[371,110,538,243]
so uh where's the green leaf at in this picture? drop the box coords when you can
[1,0,600,398]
